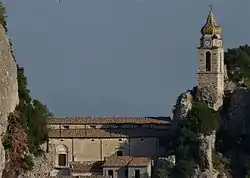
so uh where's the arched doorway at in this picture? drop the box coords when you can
[56,144,68,167]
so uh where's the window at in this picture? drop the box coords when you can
[117,150,123,156]
[135,169,140,178]
[119,138,122,141]
[58,154,67,166]
[220,52,223,72]
[63,125,69,129]
[205,51,211,71]
[141,138,144,142]
[108,170,114,177]
[125,169,128,177]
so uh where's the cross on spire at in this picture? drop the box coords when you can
[209,4,213,12]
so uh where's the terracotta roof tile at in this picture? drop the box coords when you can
[103,155,150,167]
[69,161,104,173]
[48,116,170,125]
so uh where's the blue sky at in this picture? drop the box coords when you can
[3,0,250,117]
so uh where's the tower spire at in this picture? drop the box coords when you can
[200,5,221,36]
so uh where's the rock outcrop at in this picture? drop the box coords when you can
[0,25,19,176]
[21,143,55,177]
[172,88,219,178]
[173,91,193,121]
[220,88,250,134]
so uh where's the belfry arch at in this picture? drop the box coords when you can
[205,51,211,71]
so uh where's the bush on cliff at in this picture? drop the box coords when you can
[225,44,250,87]
[0,2,51,175]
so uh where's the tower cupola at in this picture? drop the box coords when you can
[200,6,221,36]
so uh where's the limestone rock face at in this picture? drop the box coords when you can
[0,25,19,176]
[21,143,56,177]
[197,131,218,178]
[172,91,193,121]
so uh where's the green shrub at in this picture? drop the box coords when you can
[21,155,34,171]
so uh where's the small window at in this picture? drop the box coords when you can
[125,169,128,177]
[141,138,144,142]
[117,150,123,156]
[108,170,114,177]
[63,125,69,129]
[135,169,140,178]
[91,139,95,142]
[118,138,122,141]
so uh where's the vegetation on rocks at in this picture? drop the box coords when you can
[225,44,250,88]
[162,100,220,178]
[216,44,250,177]
[0,2,51,176]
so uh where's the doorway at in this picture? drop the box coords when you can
[58,154,67,166]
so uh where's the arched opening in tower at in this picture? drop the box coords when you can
[205,51,211,71]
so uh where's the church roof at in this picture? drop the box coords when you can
[69,161,104,173]
[48,116,171,125]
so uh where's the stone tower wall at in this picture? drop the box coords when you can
[197,45,224,109]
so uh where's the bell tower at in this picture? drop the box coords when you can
[197,6,224,110]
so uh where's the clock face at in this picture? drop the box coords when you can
[204,40,211,47]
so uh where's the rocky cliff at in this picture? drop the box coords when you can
[21,143,55,177]
[172,89,219,178]
[170,62,250,178]
[0,24,19,176]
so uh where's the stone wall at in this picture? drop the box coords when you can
[197,46,224,110]
[0,24,19,176]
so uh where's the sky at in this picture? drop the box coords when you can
[3,0,250,117]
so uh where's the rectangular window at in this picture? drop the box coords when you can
[117,150,123,156]
[63,125,69,129]
[108,170,114,177]
[125,169,128,177]
[135,169,140,178]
